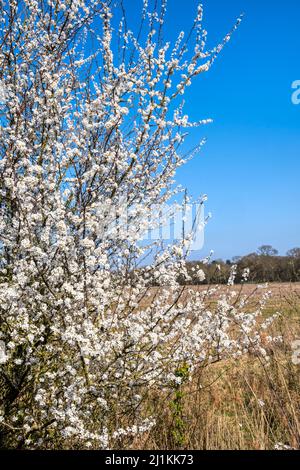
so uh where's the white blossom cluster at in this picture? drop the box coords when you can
[0,0,273,449]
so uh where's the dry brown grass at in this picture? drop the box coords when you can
[132,283,300,450]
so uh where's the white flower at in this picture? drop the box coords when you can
[274,442,295,450]
[196,269,206,282]
[0,341,8,364]
[21,239,31,249]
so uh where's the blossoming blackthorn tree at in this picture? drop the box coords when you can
[0,0,274,449]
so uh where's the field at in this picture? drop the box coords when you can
[132,283,300,450]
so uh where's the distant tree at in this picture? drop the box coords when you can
[257,245,279,256]
[245,252,259,258]
[287,248,300,258]
[212,259,224,264]
[186,249,300,284]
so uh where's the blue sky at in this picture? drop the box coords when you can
[123,0,300,260]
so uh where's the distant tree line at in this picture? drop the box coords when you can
[184,246,300,284]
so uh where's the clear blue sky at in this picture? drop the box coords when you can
[123,0,300,260]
